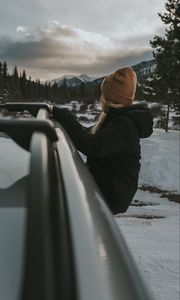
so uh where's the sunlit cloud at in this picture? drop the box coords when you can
[16,26,28,33]
[16,26,31,37]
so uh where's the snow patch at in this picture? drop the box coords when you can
[139,129,180,193]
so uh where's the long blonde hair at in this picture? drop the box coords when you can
[91,95,124,134]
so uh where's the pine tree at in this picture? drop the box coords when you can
[37,79,41,99]
[3,61,8,81]
[80,82,86,99]
[27,76,32,99]
[11,66,22,100]
[145,0,180,131]
[0,62,2,99]
[2,61,9,101]
[60,78,68,101]
[20,70,27,99]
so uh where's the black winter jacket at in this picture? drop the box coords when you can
[53,102,153,214]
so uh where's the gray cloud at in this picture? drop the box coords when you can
[0,0,47,37]
[35,0,165,38]
[0,23,153,80]
[0,0,165,80]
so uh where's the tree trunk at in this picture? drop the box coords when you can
[165,101,170,133]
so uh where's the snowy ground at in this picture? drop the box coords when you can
[115,190,179,300]
[139,129,179,193]
[115,129,179,300]
[0,126,179,300]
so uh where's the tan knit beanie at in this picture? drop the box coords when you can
[101,67,137,107]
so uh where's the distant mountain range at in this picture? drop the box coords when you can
[132,59,156,77]
[50,73,99,87]
[49,59,156,88]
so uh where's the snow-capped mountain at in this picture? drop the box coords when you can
[79,74,98,82]
[49,60,156,88]
[132,59,156,77]
[50,74,99,87]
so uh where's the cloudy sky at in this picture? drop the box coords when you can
[0,0,165,80]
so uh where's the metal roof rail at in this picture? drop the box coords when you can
[0,119,58,150]
[0,102,58,150]
[0,102,75,300]
[0,102,52,117]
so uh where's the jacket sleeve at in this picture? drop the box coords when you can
[53,106,138,157]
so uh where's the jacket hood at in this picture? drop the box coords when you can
[108,101,153,138]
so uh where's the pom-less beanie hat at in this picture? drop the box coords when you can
[101,67,137,108]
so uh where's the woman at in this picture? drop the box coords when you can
[53,67,153,214]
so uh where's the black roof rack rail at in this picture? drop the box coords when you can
[0,119,58,150]
[22,125,74,300]
[0,102,75,299]
[0,102,52,117]
[0,102,58,150]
